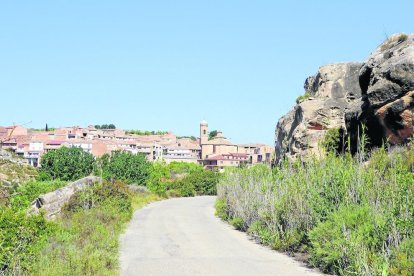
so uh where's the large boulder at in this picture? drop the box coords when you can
[275,62,363,161]
[276,33,414,161]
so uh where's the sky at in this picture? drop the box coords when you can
[1,1,414,144]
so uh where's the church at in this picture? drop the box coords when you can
[198,120,273,171]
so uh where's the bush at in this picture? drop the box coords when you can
[230,217,245,231]
[65,181,132,215]
[96,151,151,185]
[10,180,67,210]
[40,146,94,181]
[27,181,140,275]
[147,162,219,196]
[0,208,53,274]
[309,205,387,275]
[296,90,311,104]
[320,128,342,154]
[215,198,229,220]
[147,162,171,195]
[389,238,414,276]
[216,146,414,275]
[181,170,219,196]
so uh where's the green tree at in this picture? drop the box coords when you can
[146,162,171,195]
[209,130,218,140]
[40,147,95,181]
[96,151,151,185]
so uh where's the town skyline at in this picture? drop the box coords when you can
[2,1,413,146]
[0,119,271,145]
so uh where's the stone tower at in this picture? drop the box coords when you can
[200,120,208,145]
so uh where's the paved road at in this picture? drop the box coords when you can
[120,196,320,276]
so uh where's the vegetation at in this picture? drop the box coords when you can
[1,149,218,274]
[1,179,66,274]
[381,33,409,51]
[0,158,38,206]
[1,179,159,275]
[147,161,219,197]
[208,130,218,140]
[10,180,67,209]
[125,130,169,135]
[39,146,94,181]
[320,127,343,154]
[217,146,414,275]
[177,135,197,141]
[296,90,311,104]
[94,124,116,129]
[0,207,53,274]
[95,151,151,185]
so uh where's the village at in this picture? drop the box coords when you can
[0,120,274,171]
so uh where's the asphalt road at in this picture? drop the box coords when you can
[120,196,321,276]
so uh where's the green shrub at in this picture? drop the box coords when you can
[216,146,414,275]
[96,151,151,185]
[40,146,94,181]
[398,33,408,43]
[215,198,229,221]
[230,217,245,231]
[320,128,342,154]
[0,207,54,274]
[10,180,66,210]
[65,181,132,216]
[309,205,387,275]
[147,162,171,195]
[296,90,311,104]
[28,181,139,275]
[148,162,219,196]
[174,180,195,197]
[389,238,414,276]
[167,161,203,175]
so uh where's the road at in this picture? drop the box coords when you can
[120,196,321,276]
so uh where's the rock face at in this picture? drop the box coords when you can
[275,33,414,161]
[29,176,101,219]
[275,62,363,160]
[348,33,414,147]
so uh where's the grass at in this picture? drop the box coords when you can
[28,183,160,275]
[1,180,160,275]
[296,90,311,104]
[380,33,409,51]
[216,146,414,275]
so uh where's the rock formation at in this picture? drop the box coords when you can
[275,33,414,161]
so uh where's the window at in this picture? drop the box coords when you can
[203,129,206,135]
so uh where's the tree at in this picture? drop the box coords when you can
[94,124,116,130]
[45,123,49,132]
[209,130,218,140]
[96,151,151,185]
[40,146,95,181]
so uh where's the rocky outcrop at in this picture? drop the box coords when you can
[347,33,414,147]
[275,62,363,160]
[29,176,101,219]
[275,33,414,161]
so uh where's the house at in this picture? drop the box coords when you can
[202,153,248,172]
[6,125,28,137]
[162,143,199,164]
[25,141,44,167]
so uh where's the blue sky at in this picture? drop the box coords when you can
[1,1,413,144]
